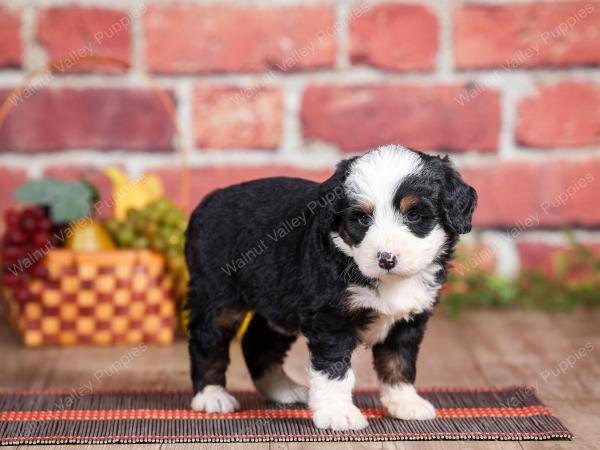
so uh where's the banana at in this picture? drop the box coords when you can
[105,167,164,221]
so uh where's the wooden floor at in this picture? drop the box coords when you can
[1,309,599,450]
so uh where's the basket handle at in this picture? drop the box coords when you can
[0,55,191,211]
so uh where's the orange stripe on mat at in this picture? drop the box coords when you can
[0,385,535,396]
[0,406,555,422]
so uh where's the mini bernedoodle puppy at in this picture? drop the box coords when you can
[185,145,477,430]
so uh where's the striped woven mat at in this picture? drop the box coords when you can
[0,387,571,444]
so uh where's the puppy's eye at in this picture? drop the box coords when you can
[356,212,371,227]
[405,209,421,223]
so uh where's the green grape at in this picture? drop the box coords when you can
[154,198,172,215]
[105,218,120,234]
[137,207,151,221]
[164,210,185,227]
[176,219,188,232]
[146,206,162,223]
[168,233,180,247]
[166,247,180,259]
[168,255,185,271]
[158,226,173,240]
[143,222,158,238]
[132,236,150,249]
[126,208,140,222]
[151,236,167,252]
[174,208,185,220]
[117,226,135,247]
[160,213,173,226]
[126,209,145,232]
[116,199,190,312]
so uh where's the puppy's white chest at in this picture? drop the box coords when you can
[352,287,415,347]
[347,269,440,346]
[360,313,399,347]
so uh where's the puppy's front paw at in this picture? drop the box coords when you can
[382,384,436,420]
[312,405,369,430]
[191,385,239,413]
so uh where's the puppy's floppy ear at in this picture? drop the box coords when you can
[438,156,477,235]
[318,157,356,233]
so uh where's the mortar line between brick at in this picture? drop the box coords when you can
[130,0,145,73]
[3,67,600,87]
[2,147,600,171]
[280,82,303,157]
[20,4,41,74]
[435,0,454,77]
[335,0,351,70]
[174,79,195,171]
[516,230,600,244]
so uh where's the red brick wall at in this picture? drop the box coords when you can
[1,1,599,276]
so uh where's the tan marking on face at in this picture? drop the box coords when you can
[339,225,353,247]
[357,202,374,215]
[399,195,419,213]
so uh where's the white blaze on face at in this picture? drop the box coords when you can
[343,145,447,279]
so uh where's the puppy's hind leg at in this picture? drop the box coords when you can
[242,314,308,404]
[188,293,245,413]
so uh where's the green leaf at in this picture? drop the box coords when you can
[554,252,568,279]
[14,179,60,205]
[79,178,100,204]
[14,178,95,224]
[50,193,93,224]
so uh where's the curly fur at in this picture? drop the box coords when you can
[185,145,477,428]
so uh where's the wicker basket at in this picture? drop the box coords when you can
[3,249,176,347]
[0,57,186,348]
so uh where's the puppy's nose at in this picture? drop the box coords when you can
[377,252,397,270]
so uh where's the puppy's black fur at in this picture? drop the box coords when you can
[185,150,476,395]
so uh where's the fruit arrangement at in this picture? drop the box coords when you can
[1,177,107,285]
[1,169,188,287]
[2,206,58,286]
[101,168,189,319]
[105,197,189,310]
[104,167,163,221]
[1,168,189,345]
